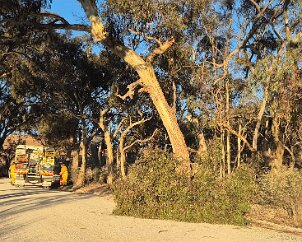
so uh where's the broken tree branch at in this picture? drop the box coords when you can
[129,28,162,46]
[146,37,175,63]
[124,128,158,152]
[116,79,144,100]
[219,122,256,152]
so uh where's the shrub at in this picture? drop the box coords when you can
[113,149,256,225]
[258,168,302,225]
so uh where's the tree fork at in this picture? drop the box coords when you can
[79,0,190,166]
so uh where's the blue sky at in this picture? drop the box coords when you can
[49,0,86,24]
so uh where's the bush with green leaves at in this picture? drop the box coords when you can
[113,149,256,225]
[258,168,302,225]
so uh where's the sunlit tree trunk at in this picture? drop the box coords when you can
[104,131,114,184]
[225,81,231,175]
[252,87,268,151]
[119,146,126,178]
[97,143,103,166]
[237,123,242,168]
[220,130,226,178]
[79,0,190,170]
[71,149,79,184]
[75,125,88,187]
[99,109,114,184]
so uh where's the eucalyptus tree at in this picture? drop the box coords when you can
[182,0,302,171]
[11,33,114,185]
[0,0,49,149]
[3,0,302,174]
[0,79,40,150]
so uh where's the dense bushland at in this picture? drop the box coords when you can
[113,149,256,225]
[258,168,302,226]
[113,149,302,226]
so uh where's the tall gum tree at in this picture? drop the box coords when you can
[78,0,190,167]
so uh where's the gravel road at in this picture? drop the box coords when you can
[0,178,301,242]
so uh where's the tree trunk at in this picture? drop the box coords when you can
[225,81,231,175]
[286,146,296,170]
[271,142,284,170]
[226,131,231,175]
[220,130,226,178]
[271,116,284,170]
[104,131,114,185]
[237,123,242,168]
[71,149,79,184]
[79,0,190,169]
[252,89,268,151]
[120,148,126,178]
[97,143,103,166]
[118,130,127,178]
[75,139,87,187]
[90,142,99,166]
[75,121,88,187]
[116,147,120,170]
[98,110,114,185]
[144,69,190,165]
[197,132,207,155]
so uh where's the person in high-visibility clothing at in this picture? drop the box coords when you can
[59,163,68,186]
[9,162,16,185]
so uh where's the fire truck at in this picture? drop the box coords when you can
[14,145,60,188]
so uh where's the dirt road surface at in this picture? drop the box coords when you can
[1,178,301,242]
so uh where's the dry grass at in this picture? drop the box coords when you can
[248,204,302,229]
[74,182,112,197]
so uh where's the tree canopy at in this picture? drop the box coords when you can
[0,0,301,181]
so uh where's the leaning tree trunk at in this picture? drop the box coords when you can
[142,66,190,165]
[252,43,286,152]
[79,0,190,169]
[252,87,268,151]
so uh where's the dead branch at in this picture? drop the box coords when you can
[116,79,144,100]
[291,32,302,44]
[124,128,158,152]
[129,28,162,46]
[124,117,152,137]
[281,143,296,163]
[146,37,175,63]
[219,122,256,152]
[32,12,69,24]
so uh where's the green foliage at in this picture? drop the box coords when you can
[258,168,302,223]
[37,112,78,147]
[195,137,222,172]
[113,149,256,225]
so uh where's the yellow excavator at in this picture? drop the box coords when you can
[14,145,60,188]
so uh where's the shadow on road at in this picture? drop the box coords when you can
[0,183,98,220]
